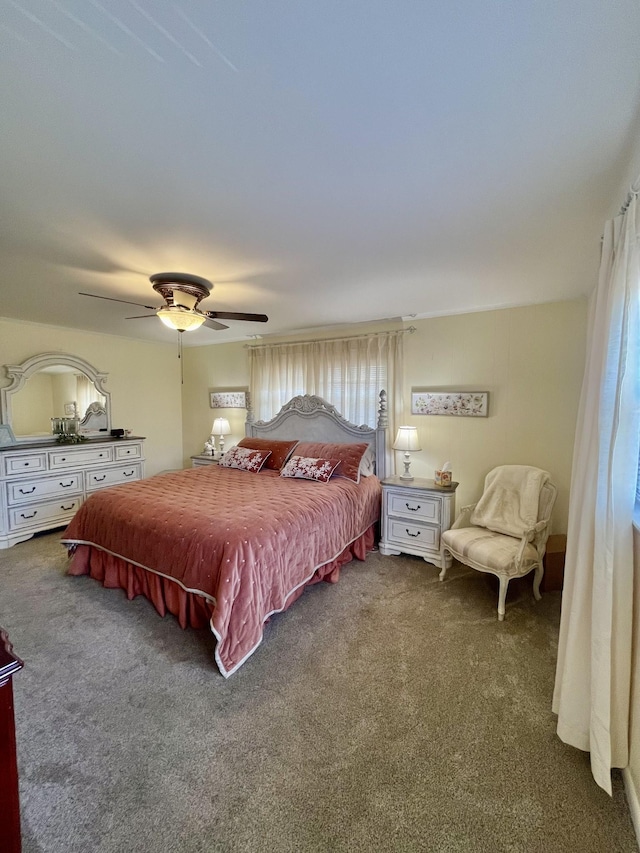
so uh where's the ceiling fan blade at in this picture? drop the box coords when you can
[79,292,160,311]
[203,317,229,331]
[206,311,268,323]
[125,314,159,320]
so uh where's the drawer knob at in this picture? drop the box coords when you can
[61,503,75,511]
[124,470,134,477]
[94,474,106,482]
[60,481,74,488]
[406,528,421,538]
[405,503,421,512]
[18,486,36,495]
[20,511,37,519]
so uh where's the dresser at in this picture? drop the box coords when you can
[0,437,145,549]
[379,476,458,570]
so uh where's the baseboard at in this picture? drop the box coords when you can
[623,767,640,849]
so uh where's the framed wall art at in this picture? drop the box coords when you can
[209,389,248,409]
[411,391,489,418]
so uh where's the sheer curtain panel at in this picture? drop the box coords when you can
[553,192,640,794]
[248,331,404,472]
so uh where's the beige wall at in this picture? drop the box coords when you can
[0,317,183,476]
[181,341,249,467]
[404,300,587,531]
[182,299,587,532]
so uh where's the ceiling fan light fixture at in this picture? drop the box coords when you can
[157,307,206,332]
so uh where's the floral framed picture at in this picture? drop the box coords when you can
[411,391,489,417]
[209,389,248,409]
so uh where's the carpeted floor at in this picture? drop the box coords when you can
[0,530,636,853]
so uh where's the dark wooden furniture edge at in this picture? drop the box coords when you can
[0,627,24,853]
[0,629,24,684]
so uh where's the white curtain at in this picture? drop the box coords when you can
[75,374,102,418]
[553,192,640,794]
[248,331,405,470]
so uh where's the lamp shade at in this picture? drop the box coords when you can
[393,426,421,452]
[211,418,231,436]
[157,307,206,331]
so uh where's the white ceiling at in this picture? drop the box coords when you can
[1,1,639,346]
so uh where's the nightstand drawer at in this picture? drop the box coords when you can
[191,455,219,467]
[387,518,439,551]
[386,490,440,523]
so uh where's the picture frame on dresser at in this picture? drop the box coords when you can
[0,425,16,447]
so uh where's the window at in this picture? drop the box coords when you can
[248,331,404,429]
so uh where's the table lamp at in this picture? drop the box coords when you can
[211,418,231,458]
[393,426,421,480]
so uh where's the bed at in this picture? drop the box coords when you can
[62,393,388,677]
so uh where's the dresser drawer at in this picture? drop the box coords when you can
[49,446,114,469]
[7,473,82,505]
[9,496,82,532]
[3,453,47,477]
[114,443,143,461]
[85,463,142,491]
[386,490,440,523]
[386,518,440,551]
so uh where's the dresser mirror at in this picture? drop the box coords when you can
[0,353,111,442]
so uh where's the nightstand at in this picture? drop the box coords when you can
[191,454,219,468]
[379,476,458,569]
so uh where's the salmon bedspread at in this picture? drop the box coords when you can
[62,465,381,677]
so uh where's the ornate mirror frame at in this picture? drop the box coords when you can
[1,352,111,443]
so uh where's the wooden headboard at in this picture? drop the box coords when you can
[245,391,388,480]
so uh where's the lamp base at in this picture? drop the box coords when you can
[399,453,413,480]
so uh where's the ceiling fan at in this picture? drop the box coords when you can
[80,272,268,332]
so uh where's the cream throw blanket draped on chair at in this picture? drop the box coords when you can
[470,465,551,539]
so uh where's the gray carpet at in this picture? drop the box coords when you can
[0,531,636,853]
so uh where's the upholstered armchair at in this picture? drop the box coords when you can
[440,465,557,621]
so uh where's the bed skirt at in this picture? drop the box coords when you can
[66,524,376,634]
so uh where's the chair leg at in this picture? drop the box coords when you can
[439,548,448,581]
[497,576,509,621]
[533,563,543,601]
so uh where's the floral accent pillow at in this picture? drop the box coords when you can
[280,455,340,483]
[219,446,271,473]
